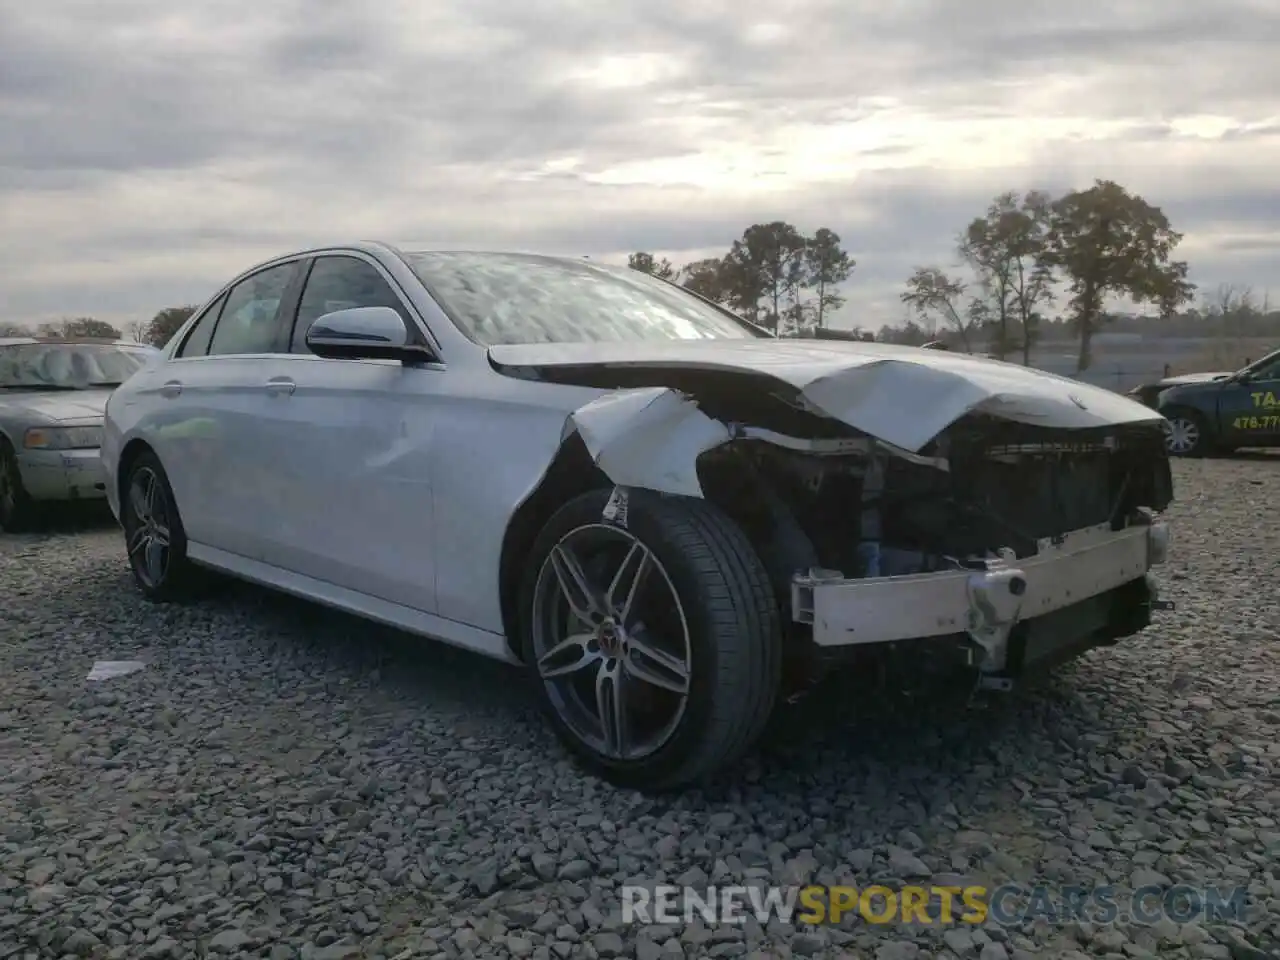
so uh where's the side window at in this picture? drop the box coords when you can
[175,293,227,358]
[207,261,297,357]
[291,255,409,353]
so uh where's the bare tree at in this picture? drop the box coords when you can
[901,267,978,352]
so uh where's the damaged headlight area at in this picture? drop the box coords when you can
[694,415,1174,695]
[555,367,1174,702]
[699,418,1170,580]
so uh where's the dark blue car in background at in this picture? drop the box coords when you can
[1152,348,1280,456]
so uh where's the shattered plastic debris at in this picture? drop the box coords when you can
[85,660,146,682]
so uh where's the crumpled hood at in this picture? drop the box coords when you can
[488,339,1164,452]
[0,390,111,423]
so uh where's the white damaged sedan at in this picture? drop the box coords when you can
[102,242,1174,789]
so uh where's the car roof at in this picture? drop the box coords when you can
[244,240,617,271]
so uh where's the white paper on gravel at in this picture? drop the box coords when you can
[85,660,147,681]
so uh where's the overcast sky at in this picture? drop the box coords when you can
[2,0,1277,333]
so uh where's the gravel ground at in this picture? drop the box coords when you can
[2,456,1278,960]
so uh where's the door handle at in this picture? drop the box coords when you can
[160,380,182,398]
[264,378,295,396]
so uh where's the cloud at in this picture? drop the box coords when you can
[1,0,1277,330]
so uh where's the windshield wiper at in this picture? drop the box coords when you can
[87,381,124,388]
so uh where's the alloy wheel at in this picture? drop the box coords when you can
[530,523,692,762]
[1164,417,1200,455]
[125,467,172,587]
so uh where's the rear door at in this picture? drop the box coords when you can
[247,252,445,612]
[155,259,304,558]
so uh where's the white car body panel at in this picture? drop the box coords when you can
[101,242,1170,670]
[565,386,732,498]
[2,392,115,422]
[488,338,1164,455]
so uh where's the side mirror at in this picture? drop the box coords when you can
[305,307,434,362]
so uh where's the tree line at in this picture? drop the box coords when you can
[629,223,855,334]
[0,307,198,347]
[628,179,1275,372]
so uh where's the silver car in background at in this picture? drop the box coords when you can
[0,337,159,531]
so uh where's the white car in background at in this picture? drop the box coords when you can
[101,242,1173,789]
[0,337,159,531]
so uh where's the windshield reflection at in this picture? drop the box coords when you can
[0,342,153,390]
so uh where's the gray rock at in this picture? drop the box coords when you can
[62,929,102,956]
[887,848,931,878]
[875,942,920,960]
[594,931,626,957]
[558,859,593,882]
[209,928,252,953]
[943,928,977,957]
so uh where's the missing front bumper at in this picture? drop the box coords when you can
[791,520,1171,674]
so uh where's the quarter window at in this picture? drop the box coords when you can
[175,293,227,358]
[292,256,408,353]
[207,262,297,357]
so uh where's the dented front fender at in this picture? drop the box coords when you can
[565,387,731,497]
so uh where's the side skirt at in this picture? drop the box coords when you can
[185,542,519,664]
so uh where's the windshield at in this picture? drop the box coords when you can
[401,251,765,346]
[1242,348,1280,380]
[0,342,153,390]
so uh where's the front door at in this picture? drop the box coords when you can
[1219,353,1280,448]
[250,253,443,613]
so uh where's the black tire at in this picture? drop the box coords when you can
[0,438,38,532]
[1160,408,1209,457]
[120,450,208,601]
[518,487,782,791]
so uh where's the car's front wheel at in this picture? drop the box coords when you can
[1161,409,1208,457]
[120,450,206,601]
[518,487,781,790]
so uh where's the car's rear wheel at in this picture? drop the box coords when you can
[518,487,781,790]
[120,451,206,601]
[1161,409,1208,457]
[0,439,37,533]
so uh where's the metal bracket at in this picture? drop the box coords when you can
[791,567,845,626]
[965,549,1027,674]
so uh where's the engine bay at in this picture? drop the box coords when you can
[697,415,1173,585]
